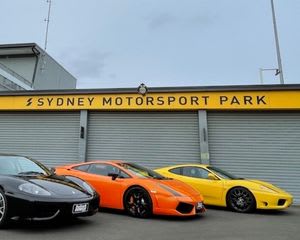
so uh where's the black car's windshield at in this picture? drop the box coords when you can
[0,156,50,176]
[118,163,167,180]
[207,166,239,180]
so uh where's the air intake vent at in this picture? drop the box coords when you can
[176,202,194,214]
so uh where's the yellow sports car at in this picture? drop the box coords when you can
[155,164,293,213]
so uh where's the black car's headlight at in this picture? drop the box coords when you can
[65,176,95,194]
[18,183,51,196]
[82,181,94,194]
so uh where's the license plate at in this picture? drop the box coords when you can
[72,203,89,214]
[196,202,204,209]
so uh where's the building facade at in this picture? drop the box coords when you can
[0,43,76,91]
[0,84,299,204]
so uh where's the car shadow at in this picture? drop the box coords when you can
[205,204,295,216]
[255,208,294,216]
[99,207,204,221]
[151,214,204,222]
[5,216,95,232]
[99,207,127,216]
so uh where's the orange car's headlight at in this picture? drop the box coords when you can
[158,184,184,197]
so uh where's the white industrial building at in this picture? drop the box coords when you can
[0,43,76,91]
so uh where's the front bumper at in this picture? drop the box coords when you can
[253,191,293,210]
[153,194,205,216]
[6,194,99,220]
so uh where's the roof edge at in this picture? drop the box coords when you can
[0,83,300,96]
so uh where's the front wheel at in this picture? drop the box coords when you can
[124,187,152,218]
[226,187,256,213]
[0,189,9,229]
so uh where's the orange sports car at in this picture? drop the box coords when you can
[55,161,205,218]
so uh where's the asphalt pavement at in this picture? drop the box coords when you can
[1,206,299,240]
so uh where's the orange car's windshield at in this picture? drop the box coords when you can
[118,163,167,180]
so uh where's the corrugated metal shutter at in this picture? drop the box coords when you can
[207,111,300,205]
[87,112,200,168]
[0,112,80,167]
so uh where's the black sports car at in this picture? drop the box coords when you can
[0,154,99,228]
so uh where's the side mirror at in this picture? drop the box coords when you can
[50,167,56,174]
[108,173,119,180]
[208,173,218,180]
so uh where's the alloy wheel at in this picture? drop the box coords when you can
[0,190,8,227]
[124,187,152,218]
[227,187,256,213]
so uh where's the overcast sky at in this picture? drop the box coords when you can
[0,0,299,89]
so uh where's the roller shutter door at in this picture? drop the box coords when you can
[0,112,80,167]
[207,112,300,204]
[87,112,200,168]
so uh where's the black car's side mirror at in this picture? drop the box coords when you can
[108,173,119,180]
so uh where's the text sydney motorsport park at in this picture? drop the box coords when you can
[26,93,268,110]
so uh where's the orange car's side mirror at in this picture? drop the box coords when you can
[108,173,118,180]
[50,167,56,174]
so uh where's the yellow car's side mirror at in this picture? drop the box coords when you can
[208,173,218,180]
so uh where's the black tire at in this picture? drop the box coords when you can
[0,189,9,229]
[123,187,152,218]
[226,187,256,213]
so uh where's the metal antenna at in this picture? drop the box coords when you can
[270,0,284,84]
[44,0,52,51]
[41,0,52,71]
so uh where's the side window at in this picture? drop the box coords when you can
[88,164,130,178]
[181,167,210,179]
[73,164,90,172]
[106,165,130,178]
[88,164,111,176]
[169,167,181,175]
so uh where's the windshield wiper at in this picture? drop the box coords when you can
[152,176,168,180]
[18,171,44,175]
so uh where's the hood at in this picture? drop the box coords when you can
[224,178,289,194]
[157,179,202,198]
[244,179,289,194]
[18,174,90,198]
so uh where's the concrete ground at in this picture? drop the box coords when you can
[1,206,299,240]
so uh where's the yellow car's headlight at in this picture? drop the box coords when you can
[259,185,277,193]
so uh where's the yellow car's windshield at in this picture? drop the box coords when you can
[119,163,167,180]
[208,166,240,180]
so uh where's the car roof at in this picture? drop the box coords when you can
[83,160,124,164]
[162,164,210,168]
[65,162,210,169]
[63,160,125,168]
[0,153,26,157]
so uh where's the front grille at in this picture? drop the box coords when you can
[278,199,286,206]
[176,202,194,214]
[34,203,65,218]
